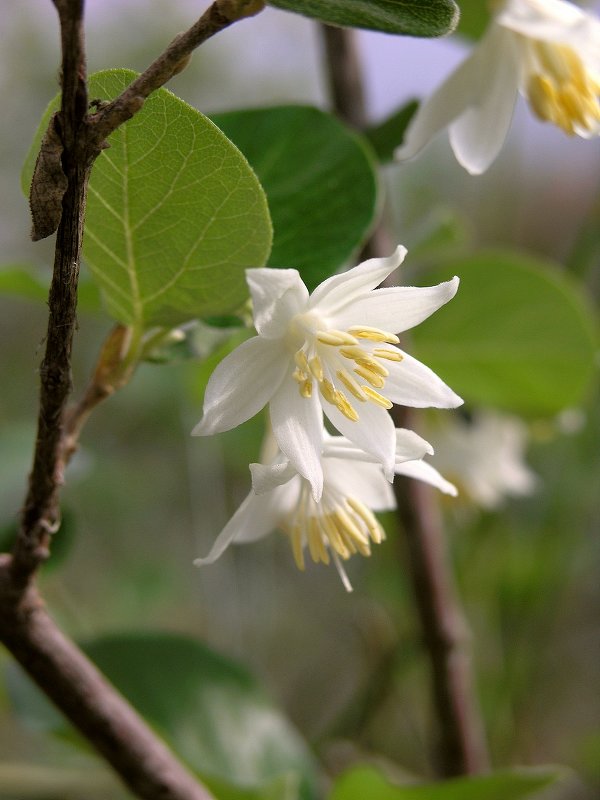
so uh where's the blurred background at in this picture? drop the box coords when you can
[1,1,599,798]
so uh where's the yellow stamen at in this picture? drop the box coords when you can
[528,42,600,134]
[333,390,359,422]
[334,508,369,546]
[319,378,337,404]
[347,325,400,344]
[339,345,370,360]
[321,514,350,559]
[336,369,368,402]
[309,517,330,564]
[291,525,305,571]
[294,349,309,372]
[353,365,386,389]
[319,380,360,420]
[356,357,389,378]
[347,497,385,544]
[361,385,393,409]
[373,348,403,362]
[300,379,312,398]
[317,330,359,346]
[309,355,324,382]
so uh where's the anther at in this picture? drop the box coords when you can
[317,330,359,346]
[353,365,386,389]
[361,386,393,409]
[333,390,359,421]
[336,369,368,401]
[300,379,313,398]
[356,357,389,378]
[373,348,403,362]
[294,349,309,372]
[309,355,324,382]
[339,345,369,360]
[347,497,385,543]
[291,524,305,570]
[347,326,400,344]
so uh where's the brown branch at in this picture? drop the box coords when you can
[319,23,489,776]
[320,25,367,130]
[0,559,213,800]
[12,0,91,587]
[89,0,265,145]
[3,0,266,797]
[392,416,489,775]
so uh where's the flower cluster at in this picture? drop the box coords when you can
[396,0,600,174]
[193,247,461,589]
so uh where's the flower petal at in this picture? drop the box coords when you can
[269,375,324,501]
[323,400,397,480]
[193,489,284,565]
[309,246,407,316]
[384,350,463,409]
[395,43,485,164]
[192,336,288,436]
[326,457,396,511]
[250,459,297,494]
[332,277,459,334]
[498,0,599,44]
[449,26,520,175]
[395,427,434,461]
[323,429,432,463]
[246,268,309,339]
[396,459,458,496]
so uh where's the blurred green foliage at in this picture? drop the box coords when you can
[1,1,599,799]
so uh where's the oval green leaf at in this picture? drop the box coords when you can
[411,251,598,415]
[212,106,379,291]
[268,0,459,37]
[6,632,317,799]
[328,765,564,800]
[22,69,272,328]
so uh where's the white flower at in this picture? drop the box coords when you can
[194,430,456,591]
[427,411,538,509]
[396,0,600,174]
[193,246,462,501]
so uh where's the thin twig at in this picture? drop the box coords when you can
[318,22,489,776]
[393,411,489,775]
[89,0,265,145]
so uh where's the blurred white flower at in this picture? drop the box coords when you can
[428,411,538,509]
[193,247,461,501]
[195,430,456,591]
[396,0,600,174]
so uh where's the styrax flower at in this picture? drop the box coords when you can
[396,0,600,174]
[193,247,461,501]
[426,411,537,509]
[194,431,456,591]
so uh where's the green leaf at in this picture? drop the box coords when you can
[22,69,272,329]
[0,264,102,313]
[212,106,379,291]
[6,632,318,799]
[411,251,598,415]
[455,0,491,40]
[364,101,418,163]
[267,0,459,37]
[328,765,564,800]
[0,265,49,303]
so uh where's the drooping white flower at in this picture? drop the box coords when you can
[426,411,538,509]
[194,430,457,591]
[193,246,462,501]
[396,0,600,174]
